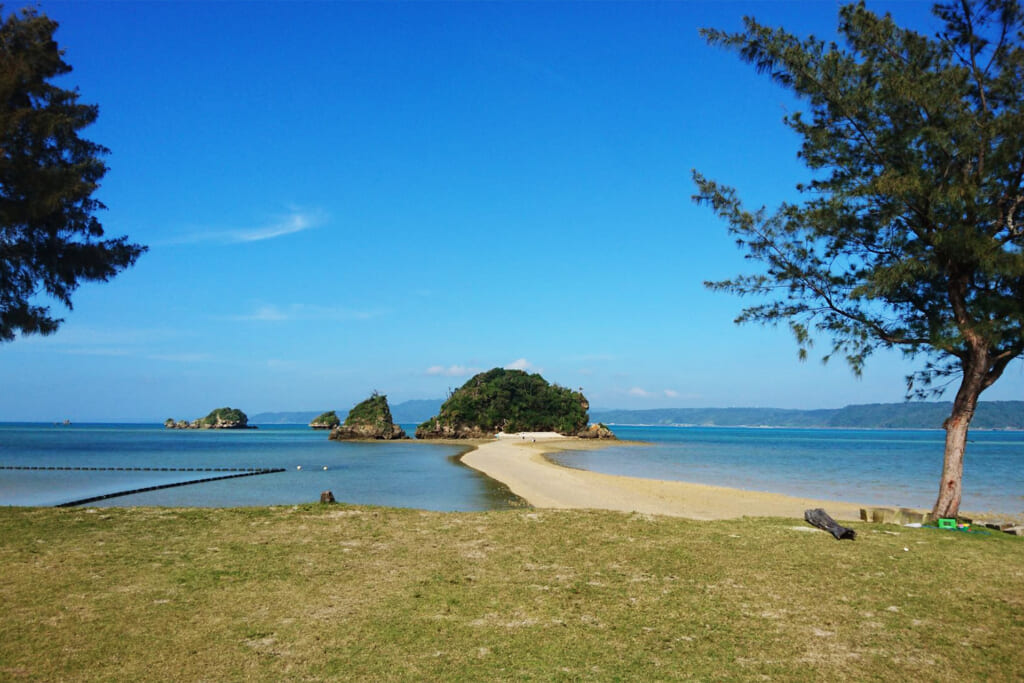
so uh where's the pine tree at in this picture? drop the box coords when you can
[1,7,145,341]
[694,0,1024,518]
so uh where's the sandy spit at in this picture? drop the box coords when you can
[461,436,867,521]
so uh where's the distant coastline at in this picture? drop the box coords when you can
[250,400,1024,431]
[597,422,1021,432]
[589,401,1024,430]
[12,399,1020,430]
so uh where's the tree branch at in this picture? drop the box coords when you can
[984,341,1024,390]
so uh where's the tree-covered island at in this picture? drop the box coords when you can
[164,407,254,430]
[328,393,408,440]
[415,368,615,439]
[309,411,341,430]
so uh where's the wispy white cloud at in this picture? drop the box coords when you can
[235,210,321,242]
[426,364,482,377]
[164,208,324,246]
[505,358,539,372]
[147,352,213,363]
[17,325,188,348]
[13,325,212,363]
[53,346,134,358]
[48,347,211,363]
[236,305,290,322]
[227,303,379,322]
[627,388,694,401]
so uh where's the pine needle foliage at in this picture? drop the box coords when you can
[0,7,145,341]
[694,0,1024,517]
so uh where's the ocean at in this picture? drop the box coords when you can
[0,423,1021,516]
[0,424,517,510]
[553,426,1024,516]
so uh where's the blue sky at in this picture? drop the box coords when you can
[2,1,1021,421]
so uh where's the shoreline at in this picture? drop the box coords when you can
[598,423,1021,432]
[461,435,879,521]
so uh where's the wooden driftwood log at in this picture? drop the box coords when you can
[804,508,856,540]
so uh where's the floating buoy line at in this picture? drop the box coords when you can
[0,465,286,507]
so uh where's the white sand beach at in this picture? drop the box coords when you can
[462,434,867,521]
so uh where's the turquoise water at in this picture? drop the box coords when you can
[1,423,1021,515]
[0,424,518,510]
[550,426,1024,516]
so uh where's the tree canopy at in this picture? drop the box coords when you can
[694,0,1024,517]
[0,7,145,342]
[328,392,408,440]
[310,410,341,428]
[417,368,590,437]
[201,407,248,426]
[344,392,395,428]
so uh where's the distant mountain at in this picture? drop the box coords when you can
[250,399,444,426]
[589,401,1024,430]
[390,399,443,424]
[253,400,1024,430]
[249,411,323,425]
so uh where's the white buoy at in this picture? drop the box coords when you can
[323,466,328,470]
[296,465,302,471]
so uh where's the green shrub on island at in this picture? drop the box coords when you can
[309,410,341,429]
[329,392,407,440]
[345,392,390,425]
[201,407,248,427]
[416,368,591,438]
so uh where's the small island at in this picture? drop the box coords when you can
[415,368,615,439]
[309,410,341,430]
[328,393,408,440]
[164,407,256,430]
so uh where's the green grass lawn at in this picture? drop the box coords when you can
[1,505,1021,681]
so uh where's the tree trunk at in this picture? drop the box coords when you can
[930,362,986,519]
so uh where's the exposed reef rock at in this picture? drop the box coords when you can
[415,368,590,439]
[164,407,254,429]
[412,421,496,440]
[309,410,341,430]
[577,423,617,439]
[328,393,408,441]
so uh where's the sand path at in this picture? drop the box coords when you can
[462,435,866,521]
